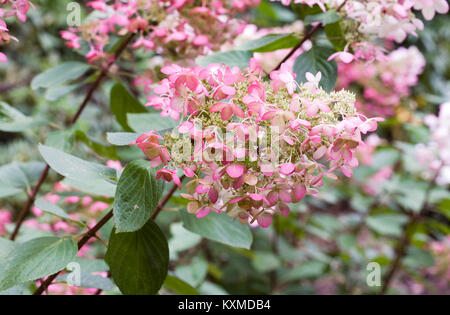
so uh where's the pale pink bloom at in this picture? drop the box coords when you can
[414,0,449,20]
[89,201,109,212]
[210,102,245,121]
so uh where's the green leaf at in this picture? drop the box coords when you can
[196,50,253,69]
[0,237,78,291]
[0,238,16,275]
[113,160,163,233]
[252,252,281,273]
[106,132,140,146]
[168,222,202,259]
[293,45,337,92]
[44,84,82,101]
[174,257,208,287]
[366,213,409,237]
[291,3,323,19]
[404,247,435,269]
[74,130,119,160]
[164,274,200,295]
[0,102,39,132]
[324,22,346,51]
[304,10,340,25]
[110,83,147,132]
[34,198,84,226]
[127,113,177,133]
[179,209,253,249]
[280,260,327,282]
[0,183,22,198]
[0,161,46,192]
[38,144,117,196]
[45,129,75,152]
[55,273,115,291]
[238,33,301,53]
[105,220,169,295]
[31,62,90,90]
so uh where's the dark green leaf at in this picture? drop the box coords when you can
[293,45,337,92]
[114,160,163,233]
[110,83,147,132]
[324,22,346,51]
[105,220,169,295]
[238,33,300,53]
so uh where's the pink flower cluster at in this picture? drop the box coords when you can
[337,46,425,117]
[0,0,32,62]
[273,0,448,63]
[61,0,259,64]
[133,60,382,227]
[416,102,450,186]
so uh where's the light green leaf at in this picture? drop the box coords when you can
[106,132,140,146]
[305,10,340,25]
[196,50,253,69]
[113,160,163,233]
[0,161,46,192]
[280,260,327,282]
[0,102,40,132]
[110,83,147,132]
[252,252,281,273]
[0,182,22,198]
[38,144,117,195]
[238,33,300,53]
[169,222,202,259]
[180,210,253,249]
[174,257,208,287]
[31,62,90,90]
[45,84,82,101]
[404,247,435,268]
[293,45,337,92]
[0,237,77,291]
[127,113,177,133]
[366,213,409,237]
[34,198,84,226]
[164,274,200,295]
[56,273,115,291]
[105,220,169,295]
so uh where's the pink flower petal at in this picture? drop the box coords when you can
[226,164,244,178]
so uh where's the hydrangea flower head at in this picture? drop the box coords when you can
[133,59,382,227]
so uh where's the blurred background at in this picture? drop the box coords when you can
[0,0,449,294]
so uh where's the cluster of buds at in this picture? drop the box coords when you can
[415,102,450,186]
[132,60,382,227]
[273,0,448,63]
[0,0,32,62]
[337,46,426,116]
[61,0,260,64]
